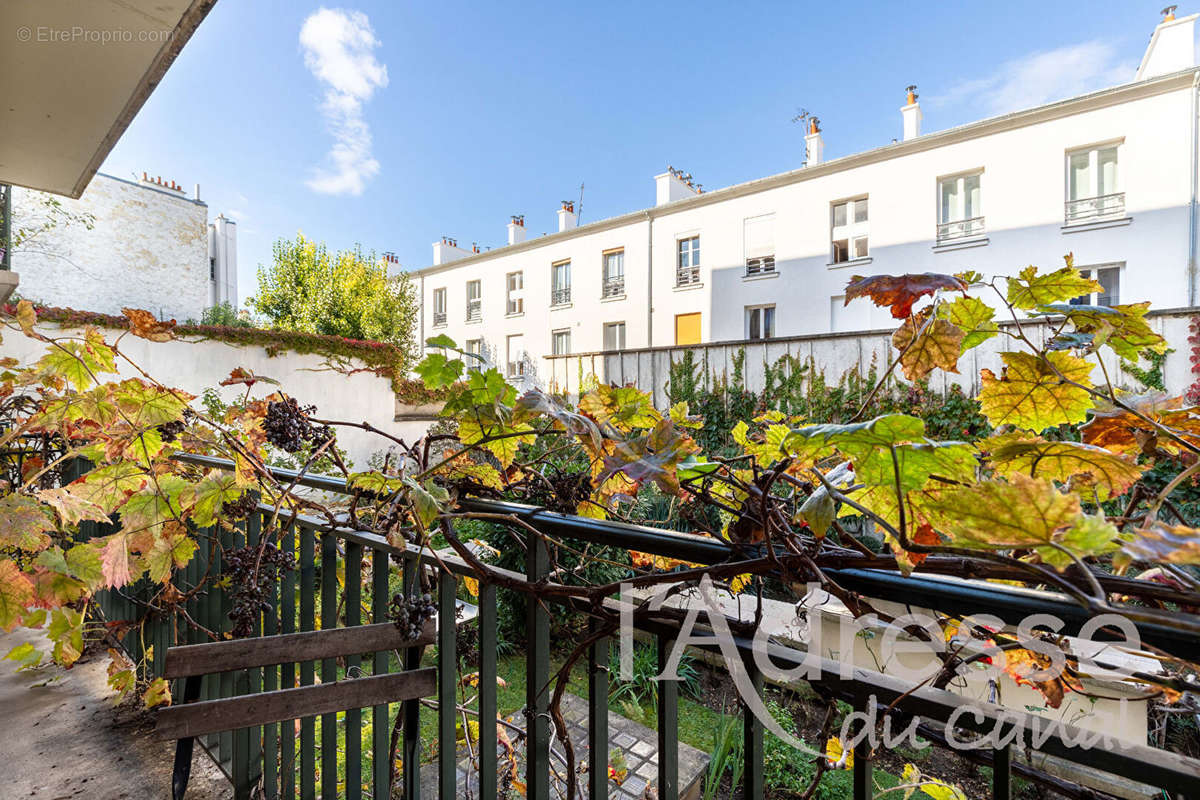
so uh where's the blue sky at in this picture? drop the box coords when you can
[101,0,1174,305]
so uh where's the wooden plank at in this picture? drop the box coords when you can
[156,668,436,741]
[164,620,435,678]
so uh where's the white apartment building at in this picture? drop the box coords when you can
[415,12,1200,387]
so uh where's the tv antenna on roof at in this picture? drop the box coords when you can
[576,182,585,225]
[791,108,810,125]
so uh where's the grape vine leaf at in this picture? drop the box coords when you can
[1001,647,1082,709]
[425,333,457,349]
[0,494,55,551]
[892,310,963,381]
[1036,301,1167,361]
[47,607,84,666]
[457,417,535,469]
[983,434,1144,500]
[37,339,117,391]
[1080,395,1200,456]
[180,470,243,527]
[114,379,193,427]
[36,486,111,525]
[578,384,661,431]
[65,543,105,590]
[414,351,463,390]
[1005,265,1101,310]
[146,528,197,583]
[67,462,147,513]
[922,474,1081,549]
[978,351,1093,431]
[0,561,35,631]
[937,295,998,353]
[850,441,978,493]
[1122,523,1200,565]
[122,308,177,342]
[219,367,278,387]
[16,299,37,337]
[1037,514,1121,569]
[669,401,704,429]
[142,676,172,708]
[100,532,133,589]
[844,273,968,319]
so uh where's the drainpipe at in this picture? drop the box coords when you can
[419,273,425,359]
[1189,71,1199,305]
[645,211,654,347]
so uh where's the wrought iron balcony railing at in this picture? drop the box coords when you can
[1065,192,1125,225]
[465,301,481,322]
[745,255,775,276]
[602,276,624,298]
[936,216,986,243]
[74,451,1200,800]
[551,287,571,306]
[432,311,447,326]
[676,266,700,286]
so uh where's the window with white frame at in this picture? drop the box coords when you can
[1069,263,1121,306]
[506,334,525,377]
[746,304,776,340]
[1066,144,1123,224]
[744,214,776,275]
[602,250,625,298]
[432,288,447,326]
[603,321,626,351]
[464,338,484,370]
[831,197,868,263]
[552,328,571,355]
[506,271,524,315]
[551,261,571,305]
[677,236,700,285]
[937,172,984,242]
[466,280,482,322]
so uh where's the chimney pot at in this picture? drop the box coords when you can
[901,88,923,141]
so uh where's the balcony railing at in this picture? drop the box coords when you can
[551,287,571,306]
[936,216,986,243]
[602,276,625,298]
[1065,192,1126,225]
[745,255,775,276]
[676,266,700,286]
[71,452,1200,800]
[432,310,447,326]
[465,300,481,322]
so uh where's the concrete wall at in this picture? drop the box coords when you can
[544,307,1198,407]
[414,68,1200,381]
[11,174,213,321]
[1,324,427,469]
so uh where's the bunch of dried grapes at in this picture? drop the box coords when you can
[264,396,334,453]
[221,490,260,520]
[389,592,437,641]
[224,543,295,638]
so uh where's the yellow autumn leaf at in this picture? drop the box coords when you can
[922,474,1080,550]
[824,736,853,769]
[463,576,479,598]
[978,351,1093,432]
[892,310,963,381]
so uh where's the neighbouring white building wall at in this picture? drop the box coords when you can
[10,173,220,321]
[0,325,427,469]
[209,214,238,308]
[413,15,1200,394]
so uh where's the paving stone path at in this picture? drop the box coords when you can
[422,693,709,799]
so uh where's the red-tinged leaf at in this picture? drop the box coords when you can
[143,677,172,708]
[100,532,132,589]
[122,308,176,342]
[220,367,278,388]
[36,486,112,525]
[908,523,941,567]
[0,494,56,551]
[0,561,34,631]
[30,569,86,608]
[844,273,968,319]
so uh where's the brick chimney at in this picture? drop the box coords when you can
[557,201,577,232]
[901,85,922,141]
[805,117,824,166]
[507,214,526,245]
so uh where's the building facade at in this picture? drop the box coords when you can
[415,13,1200,388]
[10,172,237,321]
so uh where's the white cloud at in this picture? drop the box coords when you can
[928,41,1136,118]
[299,8,389,196]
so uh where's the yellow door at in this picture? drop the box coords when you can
[675,312,701,345]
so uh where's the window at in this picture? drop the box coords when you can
[602,249,625,298]
[1069,264,1121,306]
[552,329,571,355]
[465,280,481,322]
[1066,144,1123,223]
[744,214,775,275]
[551,261,571,305]
[675,312,701,345]
[746,305,776,340]
[831,197,869,264]
[506,271,524,315]
[603,321,626,351]
[506,334,525,377]
[464,338,484,370]
[677,236,700,285]
[432,288,447,326]
[937,172,984,242]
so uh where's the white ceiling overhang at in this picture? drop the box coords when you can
[0,0,216,198]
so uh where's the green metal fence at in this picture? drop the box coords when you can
[77,454,1200,800]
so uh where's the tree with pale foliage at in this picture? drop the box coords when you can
[250,232,417,361]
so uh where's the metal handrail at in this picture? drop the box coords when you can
[432,311,447,326]
[745,255,775,276]
[551,287,571,306]
[601,276,624,298]
[465,300,481,322]
[1065,192,1125,224]
[676,266,700,286]
[936,215,985,242]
